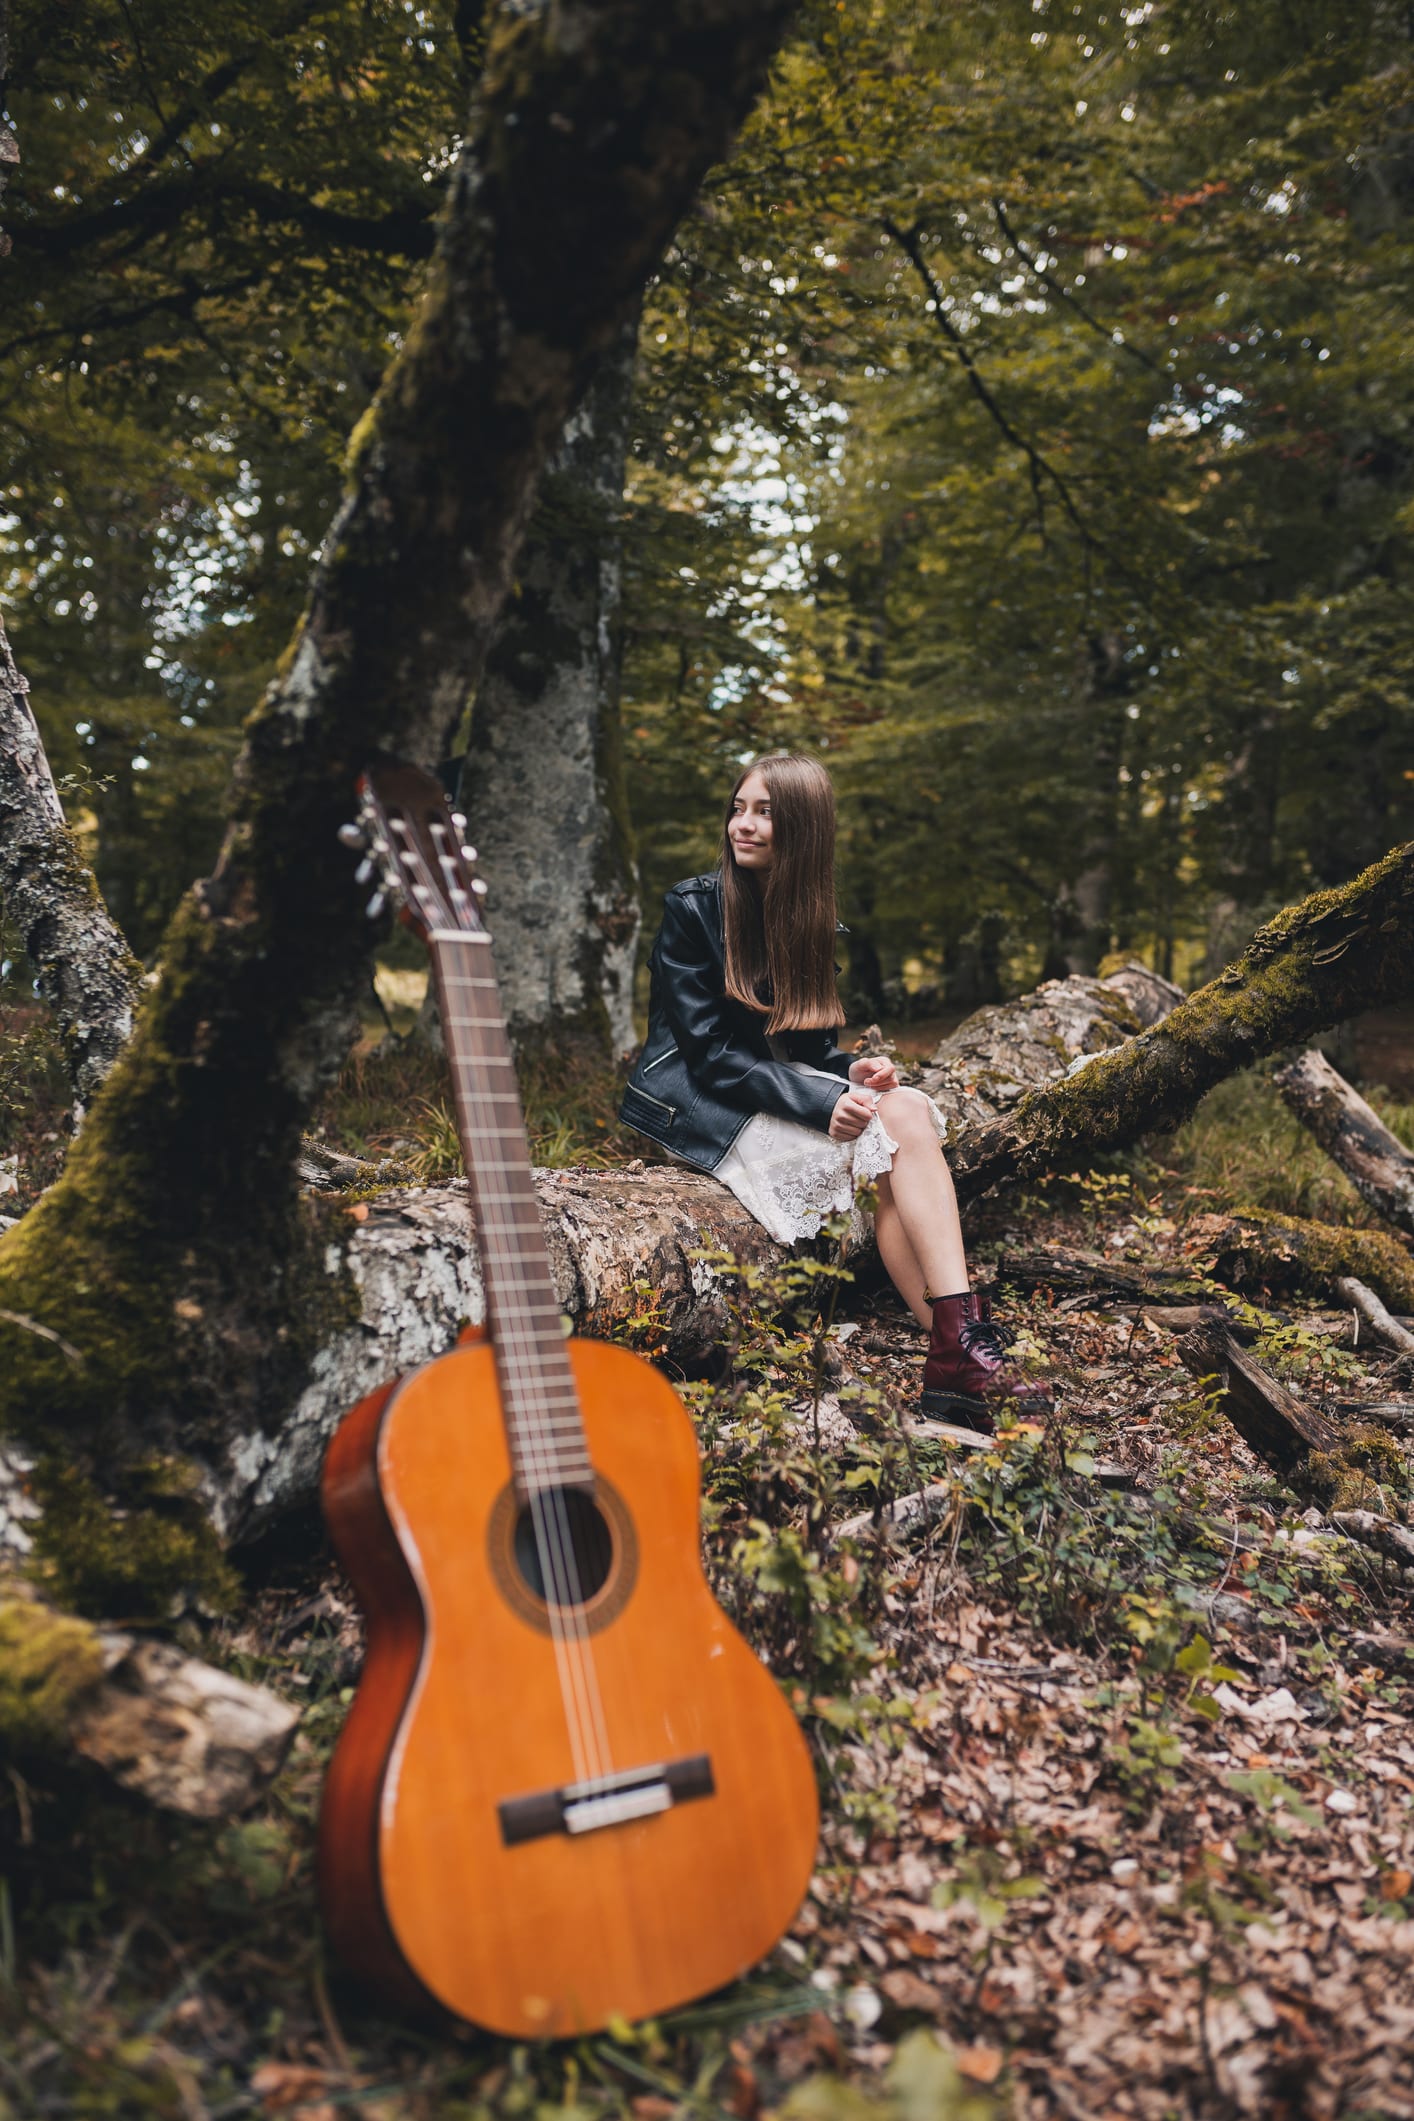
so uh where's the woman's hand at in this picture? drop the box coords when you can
[849,1055,900,1094]
[828,1088,878,1141]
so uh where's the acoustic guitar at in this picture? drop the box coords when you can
[319,761,819,2038]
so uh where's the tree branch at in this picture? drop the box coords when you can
[991,198,1169,382]
[17,171,438,263]
[882,217,1107,557]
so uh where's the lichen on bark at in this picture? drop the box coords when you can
[455,309,643,1061]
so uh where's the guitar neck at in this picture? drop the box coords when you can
[430,929,592,1493]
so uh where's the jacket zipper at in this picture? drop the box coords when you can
[631,1083,676,1120]
[642,1045,677,1072]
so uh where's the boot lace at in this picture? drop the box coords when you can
[958,1314,1014,1371]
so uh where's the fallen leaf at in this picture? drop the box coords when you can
[955,2043,1005,2084]
[881,1967,939,2013]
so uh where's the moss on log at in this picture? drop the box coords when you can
[948,843,1414,1204]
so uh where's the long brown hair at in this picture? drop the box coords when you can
[720,754,843,1033]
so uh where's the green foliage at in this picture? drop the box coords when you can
[9,1,1412,998]
[625,0,1414,989]
[783,2030,999,2121]
[687,1218,906,1710]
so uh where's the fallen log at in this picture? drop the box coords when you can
[1274,1050,1414,1238]
[996,1246,1207,1306]
[0,1576,297,1817]
[1335,1399,1414,1435]
[946,841,1414,1204]
[1175,1319,1341,1476]
[1328,1510,1414,1570]
[1181,1209,1414,1315]
[212,1168,782,1538]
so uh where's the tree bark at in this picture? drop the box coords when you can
[0,462,142,1111]
[946,841,1414,1205]
[455,309,642,1060]
[0,0,803,1610]
[1274,1049,1414,1238]
[1334,1277,1414,1356]
[180,1167,783,1541]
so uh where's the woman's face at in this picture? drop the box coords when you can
[728,769,774,872]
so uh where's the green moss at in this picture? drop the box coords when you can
[0,1590,105,1749]
[26,1459,239,1622]
[1242,1208,1414,1312]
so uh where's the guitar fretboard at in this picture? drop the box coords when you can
[431,929,592,1493]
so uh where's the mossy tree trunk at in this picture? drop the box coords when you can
[948,840,1414,1206]
[453,307,642,1062]
[0,0,803,1615]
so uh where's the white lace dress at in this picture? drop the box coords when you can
[713,1050,947,1245]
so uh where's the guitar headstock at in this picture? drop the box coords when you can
[339,759,488,942]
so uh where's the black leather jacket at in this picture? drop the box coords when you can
[619,873,854,1171]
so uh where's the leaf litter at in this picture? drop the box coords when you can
[2,1185,1413,2118]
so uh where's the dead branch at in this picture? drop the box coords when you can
[0,1577,297,1817]
[1335,1277,1414,1356]
[1175,1319,1341,1475]
[1327,1511,1414,1569]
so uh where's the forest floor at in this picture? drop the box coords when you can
[2,1030,1414,2119]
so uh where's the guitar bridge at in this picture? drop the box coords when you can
[498,1753,714,1846]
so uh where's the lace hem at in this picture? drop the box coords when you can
[714,1080,946,1246]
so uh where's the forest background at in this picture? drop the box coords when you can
[9,0,1412,1033]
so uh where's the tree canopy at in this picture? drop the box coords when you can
[4,0,1411,990]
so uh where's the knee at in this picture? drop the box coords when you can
[877,1086,937,1138]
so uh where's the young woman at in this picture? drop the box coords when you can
[620,753,1045,1431]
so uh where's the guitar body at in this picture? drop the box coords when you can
[320,1335,819,2038]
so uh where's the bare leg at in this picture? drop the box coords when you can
[873,1174,933,1328]
[872,1090,969,1319]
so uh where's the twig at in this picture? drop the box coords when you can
[0,1308,83,1365]
[882,217,1108,558]
[991,198,1170,380]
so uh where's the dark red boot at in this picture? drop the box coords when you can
[920,1290,1051,1431]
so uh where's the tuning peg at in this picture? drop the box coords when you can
[451,811,468,831]
[354,856,375,886]
[471,878,489,897]
[366,890,386,919]
[337,822,366,849]
[460,845,477,863]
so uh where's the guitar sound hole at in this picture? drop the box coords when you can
[513,1489,614,1609]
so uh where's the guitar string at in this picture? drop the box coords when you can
[448,945,616,1788]
[395,819,607,1785]
[428,857,615,1788]
[427,875,606,1785]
